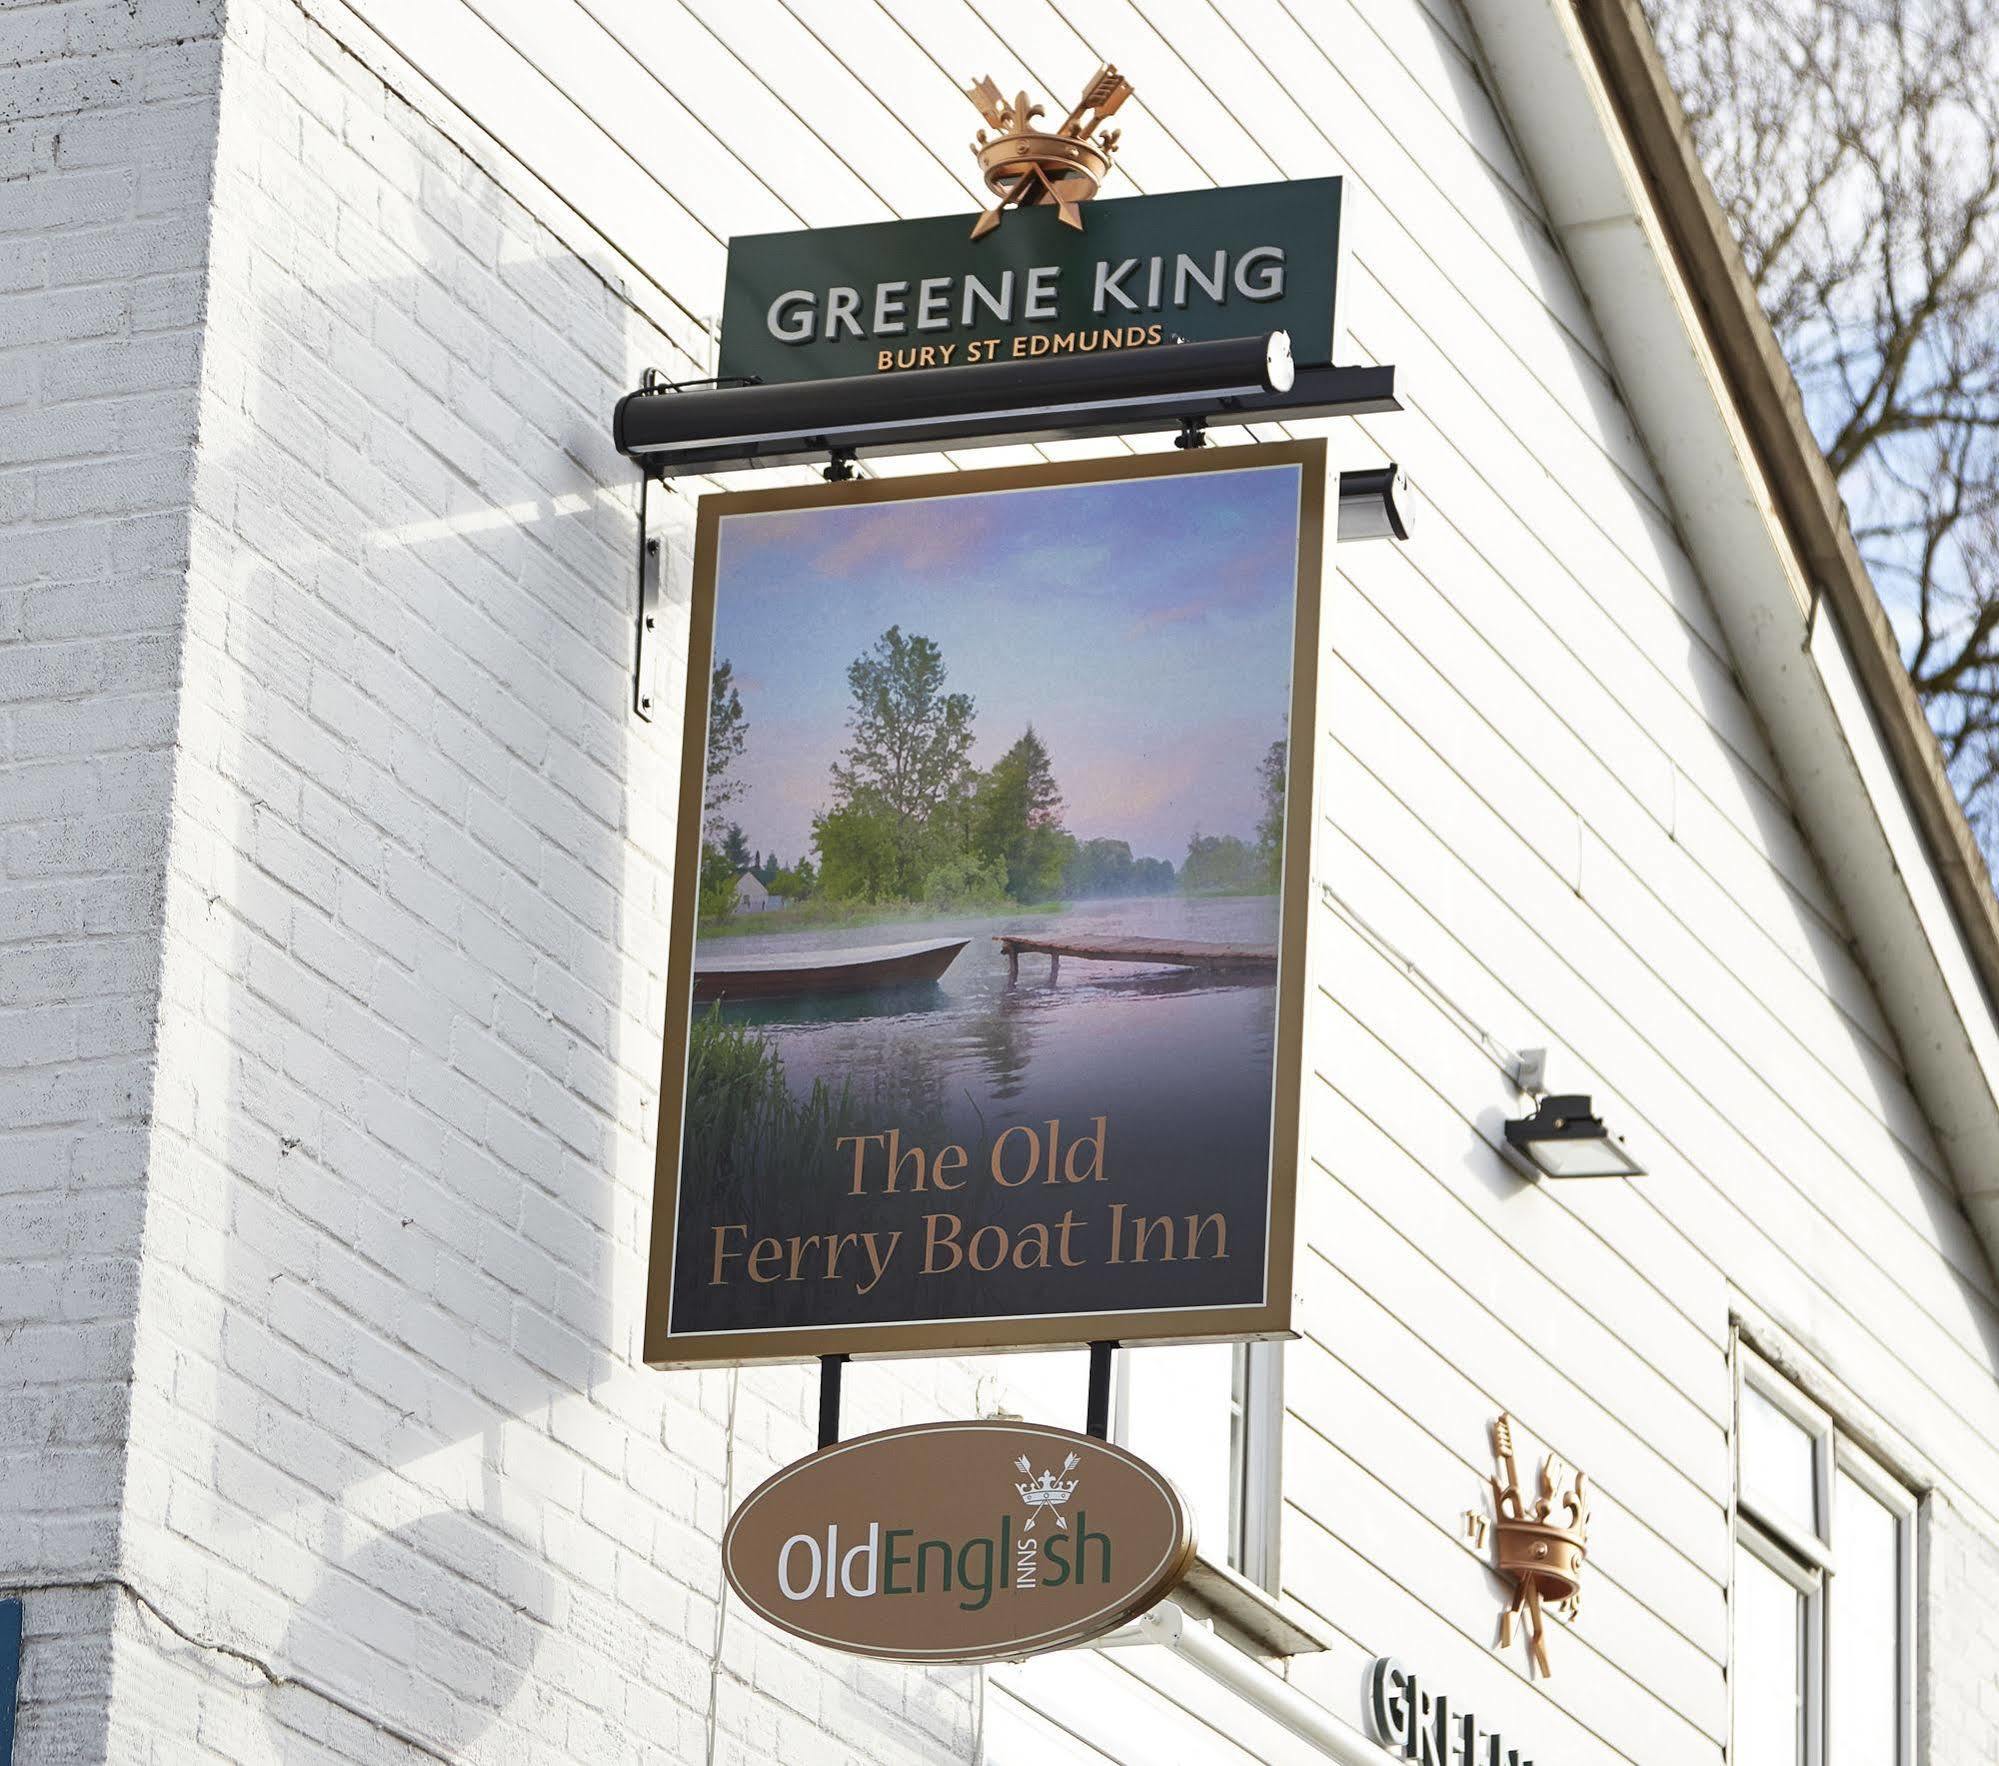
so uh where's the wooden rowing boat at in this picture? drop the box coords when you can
[693,936,969,1002]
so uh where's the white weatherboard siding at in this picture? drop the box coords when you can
[7,0,1999,1761]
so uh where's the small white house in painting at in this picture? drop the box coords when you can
[732,870,770,914]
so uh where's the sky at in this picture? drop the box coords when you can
[707,462,1305,868]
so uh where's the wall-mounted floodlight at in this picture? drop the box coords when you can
[1338,465,1412,543]
[1503,1093,1646,1178]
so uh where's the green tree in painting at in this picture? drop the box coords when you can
[697,660,750,922]
[1181,832,1264,894]
[698,848,736,921]
[814,795,905,901]
[1255,736,1287,886]
[1063,837,1136,898]
[719,824,752,872]
[973,725,1071,902]
[823,627,976,898]
[704,660,747,837]
[767,857,817,901]
[920,850,1011,910]
[1064,841,1177,897]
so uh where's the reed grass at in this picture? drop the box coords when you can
[682,1007,868,1194]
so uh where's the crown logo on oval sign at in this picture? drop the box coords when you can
[964,63,1135,240]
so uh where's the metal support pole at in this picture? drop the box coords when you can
[1085,1340,1116,1440]
[817,1353,848,1449]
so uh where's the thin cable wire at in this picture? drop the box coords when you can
[703,1366,743,1765]
[1319,879,1529,1085]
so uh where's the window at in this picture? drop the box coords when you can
[1117,1339,1284,1590]
[964,1338,1285,1593]
[1733,1350,1916,1766]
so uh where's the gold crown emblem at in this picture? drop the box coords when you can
[963,64,1134,240]
[1481,1413,1590,1676]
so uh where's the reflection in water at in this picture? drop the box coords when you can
[711,896,1283,1156]
[719,979,954,1025]
[969,990,1032,1101]
[674,895,1284,1332]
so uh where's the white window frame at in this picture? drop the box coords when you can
[1734,1513,1825,1766]
[1830,1435,1919,1765]
[1115,1339,1285,1592]
[1733,1346,1917,1766]
[1233,1339,1285,1589]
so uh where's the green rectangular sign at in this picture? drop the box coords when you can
[717,178,1340,387]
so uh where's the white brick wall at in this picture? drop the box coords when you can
[1922,1492,1999,1763]
[1,0,225,1757]
[9,0,986,1757]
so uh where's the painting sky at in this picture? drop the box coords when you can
[708,462,1304,868]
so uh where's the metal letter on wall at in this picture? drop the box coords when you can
[643,442,1330,1366]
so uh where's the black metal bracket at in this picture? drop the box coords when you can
[1085,1340,1118,1440]
[1174,415,1209,450]
[633,472,662,722]
[642,366,763,395]
[817,1353,848,1448]
[823,448,857,483]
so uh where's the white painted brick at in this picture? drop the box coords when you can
[1,0,1220,1759]
[1923,1494,1999,1761]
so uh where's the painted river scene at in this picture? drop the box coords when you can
[666,460,1309,1338]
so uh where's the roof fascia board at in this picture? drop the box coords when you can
[1456,0,1999,1249]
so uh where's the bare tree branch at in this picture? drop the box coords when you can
[1648,0,1999,858]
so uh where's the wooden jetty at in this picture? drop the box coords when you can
[995,934,1277,983]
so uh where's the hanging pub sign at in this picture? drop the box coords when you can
[723,1421,1196,1662]
[717,176,1342,388]
[644,442,1326,1366]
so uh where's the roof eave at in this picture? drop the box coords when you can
[1458,0,1999,1261]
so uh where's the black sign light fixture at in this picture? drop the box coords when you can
[613,330,1303,475]
[1502,1051,1645,1178]
[1337,463,1414,543]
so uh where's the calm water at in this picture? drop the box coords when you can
[674,895,1284,1332]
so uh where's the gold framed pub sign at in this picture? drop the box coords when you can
[645,442,1329,1366]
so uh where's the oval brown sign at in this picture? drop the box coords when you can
[722,1420,1196,1662]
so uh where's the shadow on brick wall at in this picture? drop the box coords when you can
[168,153,696,1749]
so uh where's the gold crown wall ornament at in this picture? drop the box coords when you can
[963,64,1135,239]
[1483,1414,1590,1676]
